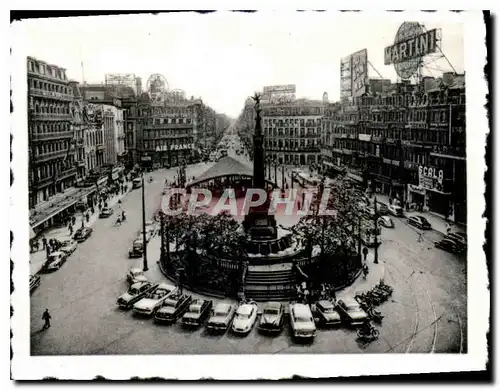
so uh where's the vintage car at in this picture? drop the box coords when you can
[289,303,316,340]
[182,299,213,328]
[378,216,395,228]
[315,300,342,327]
[132,178,142,189]
[336,298,369,326]
[206,302,236,333]
[154,292,192,324]
[446,232,467,248]
[133,283,177,316]
[116,281,158,310]
[99,207,114,218]
[41,251,67,272]
[258,301,285,333]
[59,239,78,256]
[375,201,389,215]
[407,215,432,230]
[73,227,93,243]
[128,239,144,258]
[231,301,258,335]
[435,238,463,254]
[30,274,41,293]
[126,268,148,285]
[388,204,405,217]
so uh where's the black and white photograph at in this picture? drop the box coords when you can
[10,8,489,380]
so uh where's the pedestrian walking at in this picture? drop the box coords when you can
[69,224,73,236]
[71,216,76,226]
[42,236,47,250]
[42,309,51,330]
[417,232,423,243]
[446,223,452,235]
[85,212,90,223]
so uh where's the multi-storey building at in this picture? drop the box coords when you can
[321,73,466,224]
[114,107,125,159]
[27,56,76,208]
[102,106,116,165]
[135,93,196,167]
[262,99,324,165]
[82,102,105,173]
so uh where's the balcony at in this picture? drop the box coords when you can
[33,149,67,163]
[56,167,77,181]
[32,113,72,121]
[29,87,73,101]
[31,131,74,142]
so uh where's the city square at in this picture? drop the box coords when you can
[12,12,488,378]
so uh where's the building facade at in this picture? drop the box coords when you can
[82,102,105,173]
[262,99,324,165]
[321,74,466,224]
[69,81,88,180]
[135,93,196,167]
[28,56,77,208]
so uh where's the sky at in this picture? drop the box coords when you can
[15,11,465,118]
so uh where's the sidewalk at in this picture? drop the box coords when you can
[30,183,131,275]
[374,193,465,236]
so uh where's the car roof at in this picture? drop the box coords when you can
[291,303,311,316]
[237,304,255,315]
[264,302,281,309]
[49,251,64,256]
[215,302,231,312]
[318,300,334,308]
[191,299,206,306]
[340,297,358,306]
[131,281,148,288]
[157,283,175,290]
[441,239,456,244]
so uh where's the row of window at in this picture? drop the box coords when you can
[324,108,452,124]
[263,118,322,127]
[28,78,70,94]
[31,122,70,133]
[267,153,318,165]
[149,117,192,125]
[32,101,70,115]
[261,107,323,116]
[27,60,67,81]
[266,139,318,150]
[32,158,74,182]
[264,127,321,138]
[86,131,104,146]
[144,130,192,139]
[32,140,71,157]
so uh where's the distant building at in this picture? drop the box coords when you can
[27,56,76,208]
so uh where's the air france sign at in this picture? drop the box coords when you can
[384,29,438,65]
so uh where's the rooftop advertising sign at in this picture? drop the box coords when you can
[262,84,296,104]
[263,85,296,93]
[340,49,368,99]
[384,28,438,65]
[105,73,136,85]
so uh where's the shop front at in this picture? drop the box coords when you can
[407,184,426,209]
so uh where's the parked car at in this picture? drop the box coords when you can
[446,232,467,248]
[154,292,192,324]
[315,300,342,327]
[126,268,148,285]
[30,274,41,293]
[435,239,463,254]
[336,298,369,326]
[378,216,395,228]
[41,251,67,272]
[231,302,258,335]
[117,281,158,310]
[128,239,144,258]
[206,302,236,333]
[59,239,77,256]
[99,207,114,218]
[407,215,432,230]
[388,204,405,217]
[182,299,214,328]
[133,283,177,316]
[73,227,93,242]
[375,202,389,215]
[132,178,142,189]
[258,301,285,334]
[289,303,316,340]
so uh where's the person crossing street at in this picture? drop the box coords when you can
[42,309,51,330]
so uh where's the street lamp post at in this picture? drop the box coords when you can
[141,173,148,271]
[281,164,285,189]
[274,161,278,185]
[373,195,379,264]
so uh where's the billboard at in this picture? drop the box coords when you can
[384,28,438,65]
[262,84,296,104]
[340,49,368,98]
[105,73,136,85]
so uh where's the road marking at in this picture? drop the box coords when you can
[451,303,464,354]
[424,287,438,353]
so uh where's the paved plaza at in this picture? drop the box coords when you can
[30,135,467,355]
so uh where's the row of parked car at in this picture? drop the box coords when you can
[30,226,94,294]
[128,220,157,258]
[118,269,370,340]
